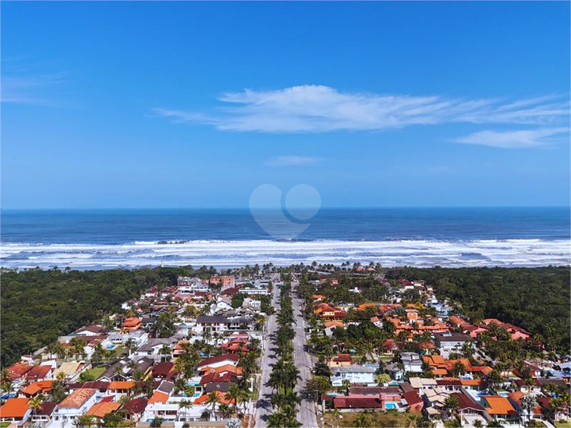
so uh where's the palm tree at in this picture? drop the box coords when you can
[178,399,193,422]
[159,345,172,363]
[205,391,220,420]
[218,403,233,419]
[28,394,45,421]
[445,394,460,417]
[267,411,288,428]
[224,384,242,414]
[124,339,137,357]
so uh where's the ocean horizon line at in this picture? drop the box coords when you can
[2,205,570,212]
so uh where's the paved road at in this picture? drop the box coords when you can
[254,283,280,428]
[292,283,319,428]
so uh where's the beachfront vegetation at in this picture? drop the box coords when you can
[384,266,570,353]
[0,265,212,366]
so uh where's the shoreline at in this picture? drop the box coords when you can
[1,237,570,270]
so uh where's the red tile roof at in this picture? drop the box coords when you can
[25,365,52,381]
[334,396,383,409]
[197,353,239,368]
[59,388,97,408]
[0,398,31,419]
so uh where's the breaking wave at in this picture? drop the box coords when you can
[1,239,569,270]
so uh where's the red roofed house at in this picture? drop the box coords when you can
[122,317,142,332]
[329,354,352,367]
[6,362,31,381]
[404,391,424,413]
[25,365,53,382]
[52,388,98,428]
[0,398,31,422]
[334,396,383,411]
[197,354,240,371]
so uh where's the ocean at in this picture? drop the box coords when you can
[1,207,569,270]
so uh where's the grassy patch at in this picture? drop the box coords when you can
[84,365,106,379]
[1,422,11,428]
[555,421,571,428]
[324,410,421,428]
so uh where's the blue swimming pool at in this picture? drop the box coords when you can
[385,402,398,410]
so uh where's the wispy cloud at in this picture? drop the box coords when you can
[154,85,569,135]
[1,60,69,106]
[265,155,324,166]
[453,127,570,149]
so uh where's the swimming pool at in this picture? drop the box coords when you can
[385,402,398,410]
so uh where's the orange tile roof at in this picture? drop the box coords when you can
[86,401,120,418]
[324,321,344,328]
[194,391,232,406]
[432,369,448,376]
[122,317,141,327]
[482,396,516,415]
[59,388,97,408]
[460,379,484,386]
[108,381,135,390]
[202,364,243,375]
[22,383,42,396]
[0,398,30,419]
[148,391,169,404]
[357,303,378,311]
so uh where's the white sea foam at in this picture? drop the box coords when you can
[1,239,570,270]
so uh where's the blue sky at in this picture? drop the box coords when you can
[2,2,570,209]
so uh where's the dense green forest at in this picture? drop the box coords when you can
[385,266,570,353]
[0,266,208,367]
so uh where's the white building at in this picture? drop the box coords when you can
[331,366,377,386]
[49,388,98,428]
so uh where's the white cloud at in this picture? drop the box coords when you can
[453,127,569,149]
[1,69,69,105]
[154,85,569,134]
[265,155,324,166]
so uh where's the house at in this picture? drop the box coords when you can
[122,397,148,424]
[209,276,235,289]
[108,381,135,397]
[25,365,53,382]
[106,330,148,348]
[99,357,153,381]
[333,396,383,411]
[122,317,142,332]
[51,388,98,428]
[331,365,376,386]
[403,391,424,412]
[6,362,31,382]
[196,315,254,333]
[86,401,121,421]
[451,392,490,423]
[197,354,240,372]
[329,354,352,367]
[31,401,58,426]
[73,325,107,336]
[401,352,423,373]
[481,395,517,421]
[0,398,31,423]
[433,332,470,358]
[134,338,178,362]
[54,362,84,380]
[152,362,175,380]
[21,380,53,397]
